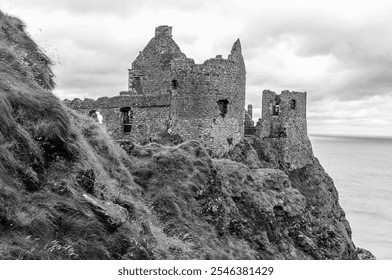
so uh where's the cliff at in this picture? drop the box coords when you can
[0,10,373,259]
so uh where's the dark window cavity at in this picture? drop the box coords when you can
[290,99,296,110]
[171,79,178,90]
[120,107,133,133]
[273,95,281,116]
[217,99,229,118]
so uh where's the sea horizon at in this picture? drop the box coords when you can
[310,133,392,141]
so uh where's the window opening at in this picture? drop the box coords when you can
[290,99,296,110]
[171,79,178,90]
[88,110,103,124]
[217,99,229,118]
[120,107,133,133]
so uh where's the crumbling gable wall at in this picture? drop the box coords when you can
[128,26,187,95]
[258,90,314,170]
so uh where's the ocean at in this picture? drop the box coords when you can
[309,135,392,260]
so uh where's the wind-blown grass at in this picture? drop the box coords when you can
[0,10,188,260]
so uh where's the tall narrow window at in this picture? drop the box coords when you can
[217,99,229,118]
[120,107,133,133]
[290,99,296,110]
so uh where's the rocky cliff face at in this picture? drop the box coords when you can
[121,137,359,259]
[225,137,358,259]
[0,9,371,260]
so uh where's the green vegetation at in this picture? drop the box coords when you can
[0,10,360,260]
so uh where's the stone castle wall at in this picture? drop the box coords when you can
[169,39,246,155]
[67,26,246,156]
[64,94,171,142]
[66,26,313,166]
[258,90,314,170]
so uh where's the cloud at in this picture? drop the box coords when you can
[307,95,392,136]
[238,1,392,102]
[9,0,213,16]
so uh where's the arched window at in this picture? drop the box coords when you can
[120,107,133,133]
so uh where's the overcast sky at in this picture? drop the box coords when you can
[1,0,392,137]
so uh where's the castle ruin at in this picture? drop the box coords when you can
[66,26,313,168]
[66,26,245,156]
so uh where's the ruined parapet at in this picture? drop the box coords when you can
[259,90,314,170]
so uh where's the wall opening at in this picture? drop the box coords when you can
[88,110,103,124]
[217,99,229,118]
[290,99,296,110]
[171,79,178,90]
[120,107,133,133]
[273,104,280,116]
[273,95,281,116]
[88,110,98,120]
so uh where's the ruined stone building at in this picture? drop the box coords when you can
[66,25,313,166]
[66,26,246,156]
[257,90,314,170]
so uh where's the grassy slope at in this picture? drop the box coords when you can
[0,11,191,260]
[0,10,360,259]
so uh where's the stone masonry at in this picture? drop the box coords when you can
[65,26,314,168]
[66,26,246,156]
[257,90,314,170]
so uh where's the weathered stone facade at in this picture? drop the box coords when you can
[66,26,246,156]
[65,26,313,166]
[257,90,314,170]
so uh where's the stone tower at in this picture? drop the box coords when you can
[169,38,246,156]
[126,25,246,156]
[259,90,314,170]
